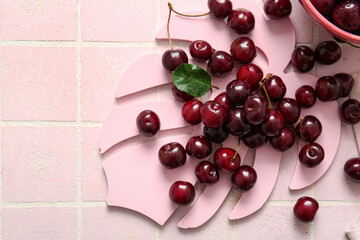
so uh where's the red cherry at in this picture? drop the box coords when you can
[227,8,255,35]
[195,161,220,185]
[214,147,241,172]
[182,100,203,125]
[169,181,195,205]
[136,110,160,137]
[344,158,360,182]
[231,165,257,192]
[293,197,319,222]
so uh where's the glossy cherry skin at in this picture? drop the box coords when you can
[201,101,227,129]
[182,100,203,125]
[264,0,292,19]
[208,0,233,19]
[224,108,251,137]
[291,46,315,72]
[236,63,263,92]
[186,136,213,159]
[203,125,229,143]
[261,109,285,137]
[172,84,194,102]
[296,115,322,142]
[310,0,335,16]
[334,73,354,97]
[340,99,360,124]
[158,142,186,169]
[344,158,360,182]
[195,161,220,185]
[293,197,319,222]
[189,40,213,62]
[277,98,301,124]
[333,0,360,31]
[226,79,251,107]
[169,181,195,205]
[243,127,269,149]
[295,85,317,108]
[227,8,255,35]
[214,148,241,172]
[314,41,341,65]
[230,37,257,64]
[214,91,232,112]
[162,49,188,71]
[136,110,160,137]
[208,51,235,77]
[269,126,296,152]
[299,142,325,168]
[315,76,341,101]
[263,75,286,101]
[243,94,269,125]
[231,165,257,192]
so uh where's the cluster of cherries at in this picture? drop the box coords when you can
[135,0,360,223]
[311,0,360,34]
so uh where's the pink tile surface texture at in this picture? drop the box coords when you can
[1,0,360,239]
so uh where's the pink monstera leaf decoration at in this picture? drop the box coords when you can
[99,0,341,228]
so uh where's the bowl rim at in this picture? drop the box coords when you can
[299,0,360,44]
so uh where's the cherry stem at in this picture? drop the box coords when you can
[168,2,211,17]
[211,85,219,89]
[346,41,360,49]
[231,138,241,162]
[353,110,360,116]
[167,4,173,50]
[259,73,273,109]
[299,117,314,155]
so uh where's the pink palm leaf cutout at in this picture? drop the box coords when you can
[99,0,341,228]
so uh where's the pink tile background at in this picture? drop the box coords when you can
[1,0,360,239]
[1,0,77,40]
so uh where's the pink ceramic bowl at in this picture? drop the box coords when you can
[299,0,360,44]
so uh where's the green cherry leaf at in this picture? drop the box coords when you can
[172,63,212,97]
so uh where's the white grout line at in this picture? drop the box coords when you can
[0,121,103,127]
[76,0,83,239]
[0,0,3,237]
[2,201,107,208]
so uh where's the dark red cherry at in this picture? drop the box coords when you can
[189,40,213,62]
[261,109,285,137]
[277,98,301,124]
[291,46,315,72]
[169,181,195,205]
[158,142,186,168]
[315,76,341,101]
[195,161,220,185]
[293,197,319,222]
[203,125,229,143]
[182,100,203,125]
[186,136,212,159]
[334,73,354,97]
[243,127,268,149]
[208,51,235,77]
[227,8,255,35]
[213,147,241,172]
[333,0,360,32]
[231,165,257,192]
[224,108,251,137]
[136,110,160,137]
[162,49,188,71]
[269,126,296,152]
[299,142,325,168]
[344,158,360,182]
[230,37,257,64]
[201,101,227,129]
[243,94,269,125]
[310,0,335,16]
[340,99,360,124]
[172,84,194,102]
[214,91,232,112]
[295,85,317,108]
[263,75,286,102]
[236,63,263,92]
[226,79,251,107]
[264,0,292,19]
[208,0,233,19]
[314,41,341,65]
[296,115,322,142]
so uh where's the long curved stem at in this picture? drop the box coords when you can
[167,4,173,50]
[231,138,241,161]
[259,73,273,109]
[168,2,210,17]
